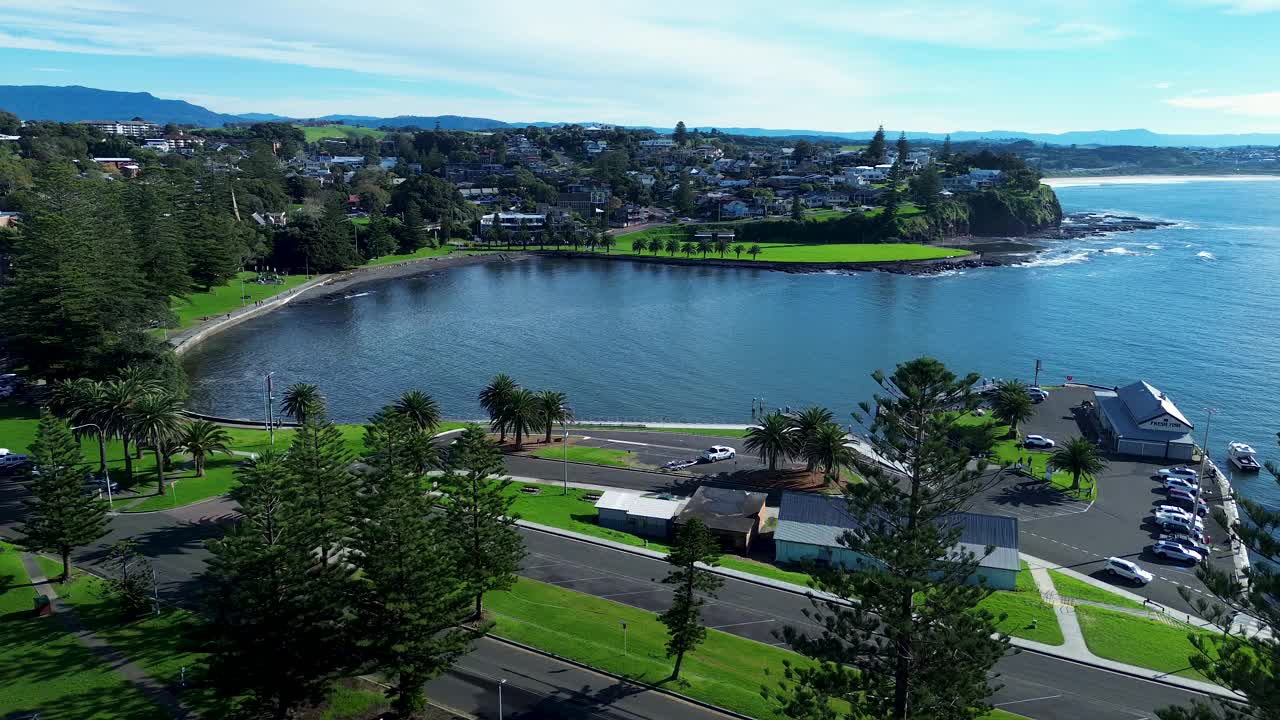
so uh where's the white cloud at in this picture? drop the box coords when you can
[1165,91,1280,116]
[32,66,69,72]
[1154,81,1173,89]
[820,2,1126,49]
[1198,0,1280,13]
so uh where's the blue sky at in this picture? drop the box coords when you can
[2,0,1279,133]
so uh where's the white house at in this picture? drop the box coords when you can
[720,199,753,219]
[845,166,888,182]
[143,139,171,152]
[480,212,546,231]
[594,491,687,538]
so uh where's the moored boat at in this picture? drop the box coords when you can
[1227,442,1262,472]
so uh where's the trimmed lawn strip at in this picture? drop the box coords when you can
[545,241,969,263]
[575,425,750,438]
[486,577,804,718]
[0,543,168,720]
[717,556,812,586]
[170,271,310,330]
[1047,570,1147,611]
[978,591,1064,646]
[530,444,635,467]
[298,124,387,142]
[1076,605,1215,680]
[507,482,671,552]
[364,245,453,267]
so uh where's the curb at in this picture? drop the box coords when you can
[483,634,753,720]
[1010,644,1242,701]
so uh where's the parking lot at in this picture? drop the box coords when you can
[973,385,1235,614]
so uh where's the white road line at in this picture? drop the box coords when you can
[994,694,1064,707]
[545,575,611,585]
[521,563,561,570]
[708,619,775,630]
[599,589,669,599]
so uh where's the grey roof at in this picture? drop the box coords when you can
[1096,391,1195,444]
[676,486,766,535]
[775,492,1020,572]
[1116,381,1193,428]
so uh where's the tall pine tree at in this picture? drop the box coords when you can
[17,412,108,581]
[354,420,480,717]
[767,358,1009,720]
[865,124,887,164]
[438,426,524,618]
[659,518,723,680]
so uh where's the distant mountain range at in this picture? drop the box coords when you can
[2,84,1278,148]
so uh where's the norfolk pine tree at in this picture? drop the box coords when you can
[659,517,723,681]
[440,426,525,618]
[355,418,480,717]
[766,358,1009,720]
[17,412,108,582]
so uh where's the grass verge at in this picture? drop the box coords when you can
[170,271,310,330]
[1076,605,1215,680]
[545,241,969,263]
[530,444,636,467]
[1048,570,1147,611]
[976,563,1064,646]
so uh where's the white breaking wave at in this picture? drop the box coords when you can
[1145,244,1163,250]
[1197,251,1217,261]
[1017,250,1091,268]
[343,292,371,299]
[1102,247,1142,255]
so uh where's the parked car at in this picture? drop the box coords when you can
[1155,503,1194,519]
[1154,511,1205,534]
[699,445,736,462]
[1106,557,1153,585]
[1152,540,1204,564]
[1158,466,1199,480]
[0,453,30,476]
[1164,475,1200,492]
[1028,387,1049,403]
[83,473,119,493]
[1159,532,1211,557]
[1023,435,1055,449]
[1165,487,1209,515]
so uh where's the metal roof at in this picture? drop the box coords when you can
[775,491,1020,572]
[594,490,636,512]
[1096,391,1195,444]
[1116,381,1193,429]
[594,490,686,520]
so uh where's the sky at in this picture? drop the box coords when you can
[2,0,1280,134]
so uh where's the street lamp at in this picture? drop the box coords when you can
[621,620,628,656]
[70,423,113,511]
[1197,407,1216,523]
[264,372,276,446]
[561,421,569,495]
[497,678,506,720]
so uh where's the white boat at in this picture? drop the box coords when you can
[1227,442,1262,472]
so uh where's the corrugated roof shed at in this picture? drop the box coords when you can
[594,490,637,512]
[775,491,1019,572]
[1116,381,1193,428]
[1096,390,1195,444]
[676,486,766,534]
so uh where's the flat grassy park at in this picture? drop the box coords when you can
[297,124,387,143]
[573,239,968,263]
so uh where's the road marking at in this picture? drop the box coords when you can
[994,694,1064,707]
[544,575,610,585]
[521,563,561,570]
[709,619,775,630]
[599,588,669,599]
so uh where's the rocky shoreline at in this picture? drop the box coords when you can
[1040,212,1177,240]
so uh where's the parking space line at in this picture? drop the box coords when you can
[709,619,775,630]
[598,588,669,599]
[994,694,1064,707]
[544,575,611,585]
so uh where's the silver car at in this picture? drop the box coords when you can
[1152,540,1204,564]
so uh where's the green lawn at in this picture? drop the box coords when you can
[298,124,387,142]
[0,543,169,720]
[1076,605,1215,680]
[553,241,969,263]
[169,271,310,330]
[1048,570,1147,610]
[486,577,808,718]
[976,562,1064,645]
[530,444,636,467]
[364,245,453,267]
[718,556,813,586]
[505,482,673,551]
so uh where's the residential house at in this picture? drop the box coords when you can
[639,138,676,154]
[610,203,647,228]
[0,211,19,228]
[675,486,768,552]
[78,119,163,138]
[773,492,1021,590]
[0,134,19,142]
[92,157,137,173]
[480,212,547,232]
[251,211,288,227]
[143,139,171,153]
[556,187,611,215]
[694,144,724,161]
[584,140,609,156]
[719,199,753,219]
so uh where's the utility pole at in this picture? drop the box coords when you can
[1197,408,1216,521]
[265,372,275,445]
[1033,359,1042,388]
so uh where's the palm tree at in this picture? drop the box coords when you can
[733,243,746,258]
[787,406,834,472]
[665,237,680,256]
[112,367,164,459]
[716,239,729,257]
[1049,436,1107,492]
[747,244,762,260]
[632,237,646,254]
[178,420,232,477]
[745,411,795,472]
[98,378,149,479]
[502,388,540,449]
[129,391,185,495]
[802,422,854,480]
[990,381,1034,437]
[535,390,574,444]
[648,237,662,255]
[585,235,598,252]
[479,374,519,443]
[697,240,711,258]
[393,389,441,433]
[599,234,616,254]
[681,241,696,257]
[281,382,324,424]
[49,378,108,472]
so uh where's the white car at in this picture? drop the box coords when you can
[1152,540,1204,564]
[1106,557,1153,585]
[1028,387,1049,403]
[1163,475,1200,492]
[1154,511,1205,534]
[1165,488,1209,515]
[1158,466,1199,480]
[700,445,736,462]
[1023,435,1055,449]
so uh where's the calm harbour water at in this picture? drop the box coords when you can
[184,178,1280,506]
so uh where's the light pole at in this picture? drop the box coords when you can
[561,421,569,495]
[1197,407,1216,524]
[71,423,113,511]
[621,620,628,655]
[497,678,506,720]
[264,372,275,446]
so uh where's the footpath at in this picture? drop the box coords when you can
[19,553,195,719]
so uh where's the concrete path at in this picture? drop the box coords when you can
[1027,561,1092,658]
[20,553,195,719]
